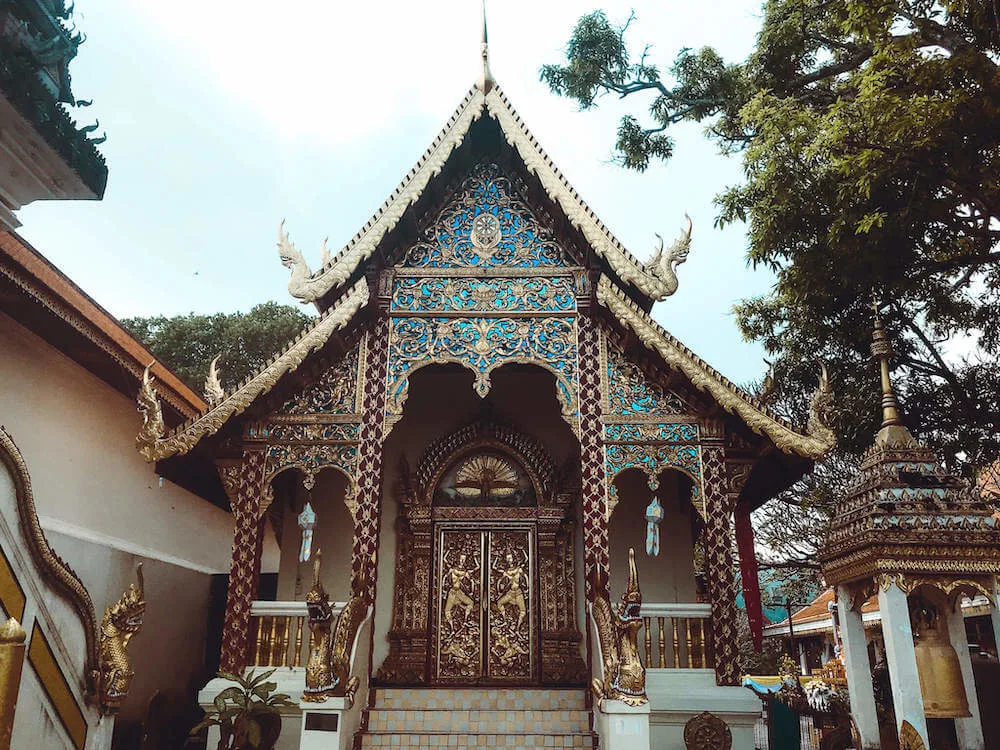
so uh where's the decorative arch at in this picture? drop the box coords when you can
[605,443,705,519]
[0,427,99,692]
[384,317,579,436]
[415,420,557,506]
[263,448,359,522]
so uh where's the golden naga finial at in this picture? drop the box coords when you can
[99,564,145,714]
[871,302,917,449]
[476,0,495,93]
[647,213,692,298]
[204,355,225,405]
[136,363,165,462]
[806,361,836,450]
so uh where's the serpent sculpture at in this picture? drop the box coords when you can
[591,548,647,707]
[99,564,146,713]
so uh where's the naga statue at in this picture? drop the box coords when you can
[591,548,647,707]
[277,221,333,304]
[645,214,692,299]
[99,564,145,714]
[807,362,836,449]
[204,355,225,405]
[302,551,371,706]
[136,364,165,462]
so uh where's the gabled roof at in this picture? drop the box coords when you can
[281,85,684,309]
[136,80,835,466]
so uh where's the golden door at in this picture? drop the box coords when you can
[433,525,535,684]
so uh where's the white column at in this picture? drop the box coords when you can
[946,601,984,749]
[878,581,928,746]
[836,585,879,749]
[798,642,808,675]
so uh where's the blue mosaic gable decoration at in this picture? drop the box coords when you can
[604,339,690,417]
[400,163,574,269]
[390,277,576,314]
[605,443,705,518]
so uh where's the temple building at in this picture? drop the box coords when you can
[135,44,839,750]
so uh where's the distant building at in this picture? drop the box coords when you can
[0,0,107,229]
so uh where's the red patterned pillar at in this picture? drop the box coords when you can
[218,451,268,674]
[577,314,610,601]
[700,445,741,685]
[351,317,391,598]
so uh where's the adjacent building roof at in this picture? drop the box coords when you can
[0,229,206,423]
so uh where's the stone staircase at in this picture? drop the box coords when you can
[358,687,595,748]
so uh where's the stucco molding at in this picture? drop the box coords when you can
[0,425,100,693]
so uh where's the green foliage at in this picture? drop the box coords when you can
[543,2,1000,479]
[123,302,312,394]
[191,669,294,750]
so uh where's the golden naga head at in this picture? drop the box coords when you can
[618,548,643,622]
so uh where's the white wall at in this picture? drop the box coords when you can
[0,312,237,574]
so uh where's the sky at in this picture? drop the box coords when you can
[18,0,773,385]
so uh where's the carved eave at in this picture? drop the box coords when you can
[595,275,835,461]
[290,85,678,310]
[137,279,369,464]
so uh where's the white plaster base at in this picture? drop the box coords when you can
[594,699,651,750]
[198,670,308,750]
[647,669,761,749]
[298,697,352,750]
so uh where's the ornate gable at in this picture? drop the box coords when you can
[397,163,576,271]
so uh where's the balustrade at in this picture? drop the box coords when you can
[638,603,714,670]
[247,600,345,668]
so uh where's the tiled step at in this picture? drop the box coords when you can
[366,708,589,734]
[370,688,587,711]
[360,733,595,748]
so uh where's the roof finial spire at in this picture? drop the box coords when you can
[477,0,495,93]
[870,294,917,448]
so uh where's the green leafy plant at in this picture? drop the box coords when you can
[191,669,294,750]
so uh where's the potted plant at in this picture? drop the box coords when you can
[192,669,294,750]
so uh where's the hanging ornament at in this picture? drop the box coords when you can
[645,477,663,556]
[298,500,316,563]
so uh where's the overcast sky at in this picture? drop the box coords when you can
[18,0,773,385]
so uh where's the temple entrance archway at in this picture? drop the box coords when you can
[375,362,586,686]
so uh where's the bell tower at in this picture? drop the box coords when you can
[819,312,1000,749]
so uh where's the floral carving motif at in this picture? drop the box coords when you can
[604,423,698,443]
[683,711,732,750]
[400,163,573,269]
[390,277,575,314]
[606,342,688,417]
[279,344,360,416]
[386,316,577,421]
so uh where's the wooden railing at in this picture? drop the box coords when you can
[639,603,714,670]
[247,600,345,668]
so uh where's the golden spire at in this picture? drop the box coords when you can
[871,303,917,448]
[476,0,495,93]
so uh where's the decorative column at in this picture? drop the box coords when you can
[835,585,879,749]
[700,444,740,686]
[351,317,391,598]
[992,578,1000,665]
[878,580,928,746]
[218,451,269,674]
[944,596,985,750]
[577,314,610,601]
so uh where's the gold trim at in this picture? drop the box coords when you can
[0,546,25,624]
[0,428,98,692]
[28,623,87,749]
[596,276,834,459]
[137,280,369,461]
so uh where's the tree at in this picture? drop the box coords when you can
[123,303,312,395]
[542,3,1000,476]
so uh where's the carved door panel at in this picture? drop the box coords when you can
[485,528,534,682]
[434,528,485,681]
[433,525,535,684]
